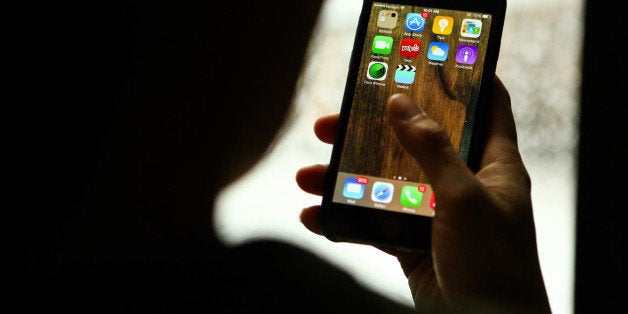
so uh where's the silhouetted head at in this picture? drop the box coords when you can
[24,1,322,248]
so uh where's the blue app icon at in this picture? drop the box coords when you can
[404,13,425,32]
[394,65,416,84]
[427,42,449,61]
[371,182,394,203]
[343,178,365,199]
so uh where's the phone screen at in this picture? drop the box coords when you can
[331,1,495,217]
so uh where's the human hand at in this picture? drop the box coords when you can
[296,77,551,313]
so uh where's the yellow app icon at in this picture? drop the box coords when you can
[432,16,454,35]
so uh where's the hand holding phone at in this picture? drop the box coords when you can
[297,77,552,313]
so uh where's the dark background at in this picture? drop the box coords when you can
[575,0,627,313]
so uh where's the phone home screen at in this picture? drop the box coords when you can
[331,1,493,217]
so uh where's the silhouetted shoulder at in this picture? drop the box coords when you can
[221,240,417,313]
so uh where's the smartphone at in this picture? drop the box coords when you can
[319,0,506,252]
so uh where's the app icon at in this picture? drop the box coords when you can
[399,39,421,58]
[371,182,394,203]
[343,177,366,199]
[394,65,416,84]
[427,42,449,61]
[400,186,423,207]
[377,10,398,29]
[432,16,454,35]
[460,18,482,38]
[430,192,436,210]
[367,62,388,80]
[404,13,425,32]
[456,45,478,64]
[372,35,393,54]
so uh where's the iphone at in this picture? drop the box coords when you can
[319,0,507,252]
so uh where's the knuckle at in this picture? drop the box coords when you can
[411,118,451,148]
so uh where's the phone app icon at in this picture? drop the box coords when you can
[343,177,366,199]
[372,35,393,54]
[427,42,449,61]
[399,39,421,58]
[456,45,478,64]
[429,192,436,210]
[371,182,394,203]
[377,10,398,29]
[404,13,425,32]
[400,186,423,208]
[432,16,454,35]
[367,61,388,80]
[460,18,482,38]
[394,65,416,84]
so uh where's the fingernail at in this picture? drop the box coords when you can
[388,94,423,121]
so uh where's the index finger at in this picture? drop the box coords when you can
[313,113,339,144]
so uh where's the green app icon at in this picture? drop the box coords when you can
[400,186,423,207]
[367,62,387,80]
[372,35,393,54]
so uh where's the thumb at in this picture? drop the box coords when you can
[387,94,482,208]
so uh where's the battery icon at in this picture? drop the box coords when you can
[482,14,490,18]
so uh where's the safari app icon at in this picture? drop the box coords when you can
[371,182,394,203]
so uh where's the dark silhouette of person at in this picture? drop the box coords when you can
[14,1,415,313]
